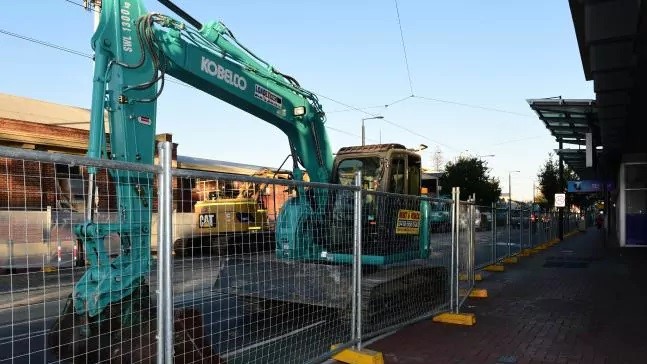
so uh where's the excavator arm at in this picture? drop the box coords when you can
[48,0,335,360]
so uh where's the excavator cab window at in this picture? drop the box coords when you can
[334,157,382,190]
[407,155,421,196]
[388,157,406,194]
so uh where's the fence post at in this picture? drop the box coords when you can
[519,208,524,253]
[452,187,461,314]
[507,205,511,258]
[46,206,52,263]
[157,141,174,363]
[529,208,533,247]
[470,194,476,286]
[352,170,363,349]
[450,187,456,312]
[491,203,496,264]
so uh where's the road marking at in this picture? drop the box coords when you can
[0,275,217,313]
[0,327,47,345]
[220,320,327,359]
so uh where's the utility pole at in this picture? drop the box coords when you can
[361,116,384,146]
[84,0,102,31]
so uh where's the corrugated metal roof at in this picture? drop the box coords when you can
[176,155,292,177]
[0,92,108,130]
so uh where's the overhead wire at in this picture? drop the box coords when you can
[62,0,537,125]
[393,0,414,96]
[18,2,539,151]
[414,95,536,118]
[326,95,413,113]
[314,92,460,151]
[71,0,536,121]
[0,29,93,59]
[0,17,456,150]
[0,24,371,141]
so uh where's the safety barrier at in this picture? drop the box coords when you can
[0,142,586,363]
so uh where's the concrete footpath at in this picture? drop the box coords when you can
[362,227,647,364]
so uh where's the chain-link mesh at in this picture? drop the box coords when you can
[0,146,159,363]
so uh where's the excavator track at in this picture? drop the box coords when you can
[359,265,448,335]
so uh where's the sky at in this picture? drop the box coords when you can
[0,0,594,202]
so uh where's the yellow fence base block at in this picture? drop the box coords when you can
[484,264,505,272]
[459,273,483,281]
[564,230,581,238]
[432,312,476,326]
[502,257,518,264]
[331,347,384,364]
[42,266,57,273]
[518,249,532,257]
[469,288,488,298]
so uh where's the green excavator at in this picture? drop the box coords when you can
[46,0,448,361]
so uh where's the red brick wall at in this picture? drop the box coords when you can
[0,119,287,216]
[0,158,116,211]
[0,118,194,213]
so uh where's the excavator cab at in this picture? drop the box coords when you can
[332,143,421,197]
[326,144,424,257]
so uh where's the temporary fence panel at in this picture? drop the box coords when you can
[0,145,161,364]
[169,165,362,364]
[456,195,475,310]
[356,190,451,341]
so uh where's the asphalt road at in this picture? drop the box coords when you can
[0,227,554,364]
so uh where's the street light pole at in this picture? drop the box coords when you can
[361,116,384,146]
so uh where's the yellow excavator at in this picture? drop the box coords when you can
[174,156,294,256]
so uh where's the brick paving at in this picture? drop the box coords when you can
[364,228,647,364]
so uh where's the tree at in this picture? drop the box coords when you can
[537,154,560,209]
[439,156,501,205]
[536,153,580,210]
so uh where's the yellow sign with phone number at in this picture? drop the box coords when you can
[396,209,421,235]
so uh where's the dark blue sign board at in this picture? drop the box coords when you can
[567,180,614,193]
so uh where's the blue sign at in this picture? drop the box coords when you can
[567,180,614,193]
